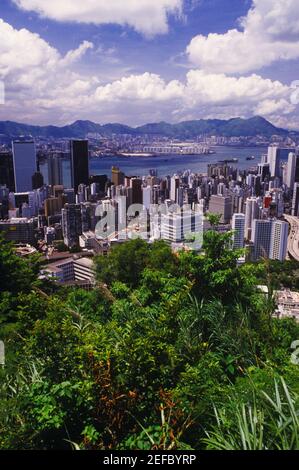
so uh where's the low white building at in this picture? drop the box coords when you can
[275,290,299,322]
[41,255,95,287]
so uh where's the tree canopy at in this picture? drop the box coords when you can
[0,233,299,450]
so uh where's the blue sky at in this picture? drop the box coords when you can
[0,0,298,128]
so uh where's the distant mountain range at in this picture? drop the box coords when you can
[0,116,297,140]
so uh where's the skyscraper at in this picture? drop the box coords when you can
[268,146,292,179]
[269,220,289,261]
[292,183,299,216]
[251,219,272,261]
[245,197,259,239]
[170,175,180,202]
[257,162,270,182]
[0,151,15,191]
[232,213,245,249]
[251,219,288,262]
[111,167,125,187]
[70,140,89,192]
[61,203,82,248]
[12,141,37,192]
[268,146,280,178]
[286,152,299,189]
[130,177,143,205]
[142,186,152,210]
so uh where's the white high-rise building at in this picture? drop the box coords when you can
[268,146,280,178]
[12,141,36,192]
[170,175,180,202]
[269,220,289,261]
[232,213,245,249]
[245,197,259,239]
[142,186,152,210]
[286,152,297,189]
[251,219,289,261]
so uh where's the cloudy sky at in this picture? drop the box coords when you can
[0,0,299,128]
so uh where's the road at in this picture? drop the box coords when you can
[284,214,299,262]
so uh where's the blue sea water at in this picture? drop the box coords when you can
[89,146,268,178]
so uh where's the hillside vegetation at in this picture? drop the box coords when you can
[0,233,299,450]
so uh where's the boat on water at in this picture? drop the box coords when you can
[218,158,238,163]
[246,156,256,161]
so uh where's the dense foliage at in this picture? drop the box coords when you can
[0,232,299,450]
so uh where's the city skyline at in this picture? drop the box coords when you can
[1,1,299,455]
[0,0,299,128]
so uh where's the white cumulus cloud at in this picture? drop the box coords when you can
[187,0,299,73]
[12,0,183,36]
[0,18,296,127]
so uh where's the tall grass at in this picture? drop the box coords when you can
[204,378,299,450]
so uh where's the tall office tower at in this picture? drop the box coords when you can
[111,166,125,187]
[268,146,291,178]
[47,153,62,186]
[61,204,82,248]
[45,151,71,187]
[286,152,299,189]
[0,151,15,191]
[176,186,184,207]
[130,177,142,205]
[70,140,89,192]
[143,186,152,210]
[170,175,180,202]
[268,146,281,178]
[269,220,289,261]
[208,195,232,224]
[257,162,270,182]
[282,162,288,186]
[81,202,98,232]
[245,197,259,239]
[251,219,272,261]
[32,172,44,190]
[232,213,245,249]
[12,141,37,192]
[292,183,299,216]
